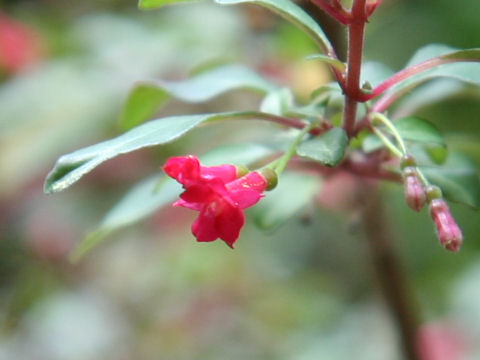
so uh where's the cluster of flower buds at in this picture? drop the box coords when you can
[163,155,277,248]
[400,155,463,252]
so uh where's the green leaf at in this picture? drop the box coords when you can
[425,145,448,165]
[121,64,276,129]
[70,143,276,261]
[393,117,445,145]
[45,111,281,194]
[138,0,198,9]
[381,45,480,104]
[297,127,348,166]
[420,152,480,209]
[306,54,346,72]
[215,0,333,55]
[251,172,321,230]
[361,134,383,153]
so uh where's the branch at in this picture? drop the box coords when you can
[342,0,367,137]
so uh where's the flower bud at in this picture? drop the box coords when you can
[400,154,417,169]
[426,185,442,202]
[403,167,426,212]
[235,165,249,178]
[259,168,278,191]
[429,199,463,252]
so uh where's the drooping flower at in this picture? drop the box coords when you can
[163,156,269,248]
[429,199,463,252]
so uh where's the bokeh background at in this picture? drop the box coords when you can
[1,0,480,359]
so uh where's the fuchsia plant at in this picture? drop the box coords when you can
[45,1,480,359]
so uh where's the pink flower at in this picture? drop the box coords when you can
[429,199,463,252]
[163,156,267,248]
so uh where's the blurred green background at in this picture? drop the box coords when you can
[1,0,480,359]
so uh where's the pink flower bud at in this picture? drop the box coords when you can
[403,168,426,212]
[429,199,463,252]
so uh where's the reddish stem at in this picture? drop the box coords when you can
[256,113,331,136]
[310,0,351,25]
[355,56,480,105]
[343,0,367,137]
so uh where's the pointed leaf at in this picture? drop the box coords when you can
[297,127,348,166]
[45,111,282,194]
[215,0,334,55]
[121,64,277,129]
[252,172,321,230]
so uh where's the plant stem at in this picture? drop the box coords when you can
[357,183,421,360]
[371,127,403,157]
[310,0,351,25]
[343,0,367,137]
[274,122,317,175]
[370,112,407,154]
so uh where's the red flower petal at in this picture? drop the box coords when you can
[191,208,218,243]
[162,155,200,186]
[226,172,267,208]
[227,172,267,193]
[201,164,237,183]
[173,199,203,211]
[215,201,244,248]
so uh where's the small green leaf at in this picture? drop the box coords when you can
[215,0,333,55]
[306,54,346,72]
[45,111,282,194]
[70,143,276,261]
[251,172,321,230]
[421,152,480,209]
[297,127,348,166]
[138,0,198,9]
[121,65,276,129]
[425,145,448,165]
